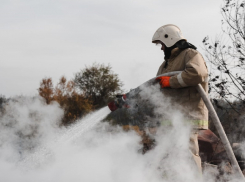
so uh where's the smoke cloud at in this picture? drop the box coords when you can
[0,93,243,182]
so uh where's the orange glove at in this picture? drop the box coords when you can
[156,76,171,88]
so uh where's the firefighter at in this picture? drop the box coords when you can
[152,24,209,174]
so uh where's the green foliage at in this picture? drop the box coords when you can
[74,63,123,109]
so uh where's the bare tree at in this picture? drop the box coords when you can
[203,0,245,113]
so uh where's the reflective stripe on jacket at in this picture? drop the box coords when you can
[157,48,209,130]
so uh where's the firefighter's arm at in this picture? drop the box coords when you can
[169,51,208,88]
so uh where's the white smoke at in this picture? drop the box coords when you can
[0,96,63,162]
[0,94,243,182]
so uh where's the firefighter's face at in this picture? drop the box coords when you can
[161,43,165,51]
[155,41,165,51]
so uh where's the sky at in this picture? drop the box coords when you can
[0,0,223,97]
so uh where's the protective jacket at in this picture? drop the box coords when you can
[157,47,208,130]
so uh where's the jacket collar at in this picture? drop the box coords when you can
[169,48,182,59]
[164,48,182,61]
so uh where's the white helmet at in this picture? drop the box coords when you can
[152,24,186,47]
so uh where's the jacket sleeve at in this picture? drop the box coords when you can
[169,50,208,88]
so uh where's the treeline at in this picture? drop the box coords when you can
[38,63,123,125]
[0,95,7,115]
[1,93,244,143]
[38,76,93,125]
